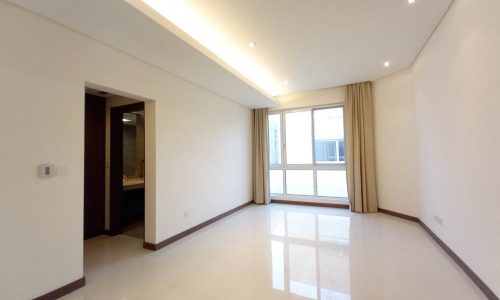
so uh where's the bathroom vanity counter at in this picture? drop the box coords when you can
[123,178,144,191]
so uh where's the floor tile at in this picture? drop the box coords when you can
[62,204,486,300]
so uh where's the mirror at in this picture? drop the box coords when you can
[122,110,145,180]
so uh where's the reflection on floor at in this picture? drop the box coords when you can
[64,204,484,299]
[122,220,144,239]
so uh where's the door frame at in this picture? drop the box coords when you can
[109,102,145,235]
[84,94,106,239]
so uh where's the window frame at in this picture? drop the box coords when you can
[268,104,348,203]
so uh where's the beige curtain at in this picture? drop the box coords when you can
[345,82,378,213]
[252,108,270,204]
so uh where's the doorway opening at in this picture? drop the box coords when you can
[84,86,152,242]
[110,101,145,238]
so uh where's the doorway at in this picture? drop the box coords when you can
[84,87,148,241]
[110,102,145,238]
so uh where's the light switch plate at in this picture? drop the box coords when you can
[38,164,56,178]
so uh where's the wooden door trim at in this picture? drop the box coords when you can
[84,94,106,239]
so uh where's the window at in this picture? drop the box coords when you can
[286,170,314,196]
[268,114,281,165]
[269,170,284,194]
[317,170,348,198]
[285,111,312,164]
[268,106,348,201]
[314,107,344,163]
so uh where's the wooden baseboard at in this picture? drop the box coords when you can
[378,207,420,222]
[271,199,349,209]
[143,201,253,251]
[34,277,85,300]
[378,208,498,300]
[419,221,498,300]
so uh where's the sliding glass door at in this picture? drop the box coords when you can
[269,106,348,202]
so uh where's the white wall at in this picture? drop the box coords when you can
[273,86,345,111]
[374,0,500,294]
[373,70,420,217]
[0,1,252,299]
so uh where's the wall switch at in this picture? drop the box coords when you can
[38,164,56,178]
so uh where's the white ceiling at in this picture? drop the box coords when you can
[7,0,276,108]
[133,0,454,96]
[8,0,453,107]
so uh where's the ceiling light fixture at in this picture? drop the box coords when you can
[142,0,282,95]
[384,61,390,68]
[122,118,131,122]
[283,80,289,85]
[408,0,415,4]
[249,41,256,48]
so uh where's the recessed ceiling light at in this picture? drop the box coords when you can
[248,41,256,48]
[122,118,131,122]
[283,80,289,85]
[408,0,415,4]
[384,61,390,68]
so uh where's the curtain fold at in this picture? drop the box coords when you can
[252,108,270,204]
[345,82,378,213]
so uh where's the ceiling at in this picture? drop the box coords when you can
[8,0,453,106]
[8,0,276,108]
[132,0,453,95]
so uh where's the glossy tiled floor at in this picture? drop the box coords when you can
[64,204,485,300]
